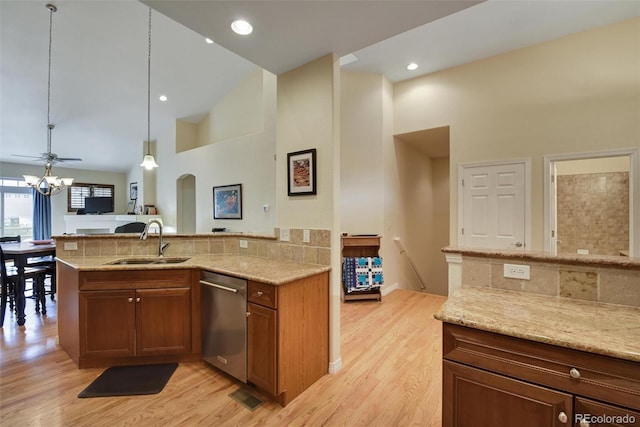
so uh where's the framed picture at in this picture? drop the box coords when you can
[130,182,138,200]
[287,148,317,196]
[213,184,242,219]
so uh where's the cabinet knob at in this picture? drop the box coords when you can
[569,368,581,379]
[580,420,590,427]
[136,297,141,303]
[558,412,568,424]
[128,297,133,303]
[257,291,263,297]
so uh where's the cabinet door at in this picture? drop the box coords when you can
[248,302,277,395]
[80,290,135,358]
[443,361,573,427]
[574,398,640,427]
[136,287,191,356]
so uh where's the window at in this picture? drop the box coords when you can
[1,178,33,239]
[67,183,114,213]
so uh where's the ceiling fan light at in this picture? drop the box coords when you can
[44,175,58,184]
[61,177,74,185]
[140,154,158,170]
[23,175,39,185]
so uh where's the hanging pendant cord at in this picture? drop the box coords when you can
[147,7,151,155]
[46,4,55,154]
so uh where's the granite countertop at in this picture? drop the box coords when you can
[435,286,640,363]
[56,254,330,285]
[442,246,640,270]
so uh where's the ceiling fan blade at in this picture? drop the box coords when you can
[12,154,46,159]
[55,157,83,162]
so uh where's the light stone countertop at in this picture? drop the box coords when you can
[56,254,330,285]
[435,286,640,363]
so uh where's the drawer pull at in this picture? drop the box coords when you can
[579,420,589,427]
[257,291,264,297]
[569,368,581,379]
[128,297,133,303]
[558,412,568,423]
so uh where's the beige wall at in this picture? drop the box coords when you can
[340,71,384,235]
[1,161,127,236]
[393,18,640,251]
[276,54,342,369]
[556,156,630,175]
[155,69,277,234]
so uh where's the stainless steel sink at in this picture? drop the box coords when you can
[106,257,191,265]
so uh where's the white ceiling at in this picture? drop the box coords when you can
[1,0,638,173]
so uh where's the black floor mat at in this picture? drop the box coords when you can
[78,363,178,398]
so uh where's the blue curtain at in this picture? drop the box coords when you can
[32,189,52,240]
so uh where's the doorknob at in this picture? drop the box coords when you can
[515,242,523,247]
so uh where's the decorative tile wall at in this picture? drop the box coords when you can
[557,172,629,256]
[461,255,640,307]
[54,228,332,266]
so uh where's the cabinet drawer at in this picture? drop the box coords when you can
[248,281,277,309]
[80,269,191,290]
[443,323,640,411]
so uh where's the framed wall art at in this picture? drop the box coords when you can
[213,184,242,219]
[287,148,316,196]
[129,182,138,200]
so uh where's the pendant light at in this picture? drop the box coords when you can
[23,3,76,196]
[140,7,158,170]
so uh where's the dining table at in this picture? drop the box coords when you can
[1,240,56,326]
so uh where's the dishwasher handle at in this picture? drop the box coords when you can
[199,279,239,294]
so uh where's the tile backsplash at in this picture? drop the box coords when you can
[461,255,640,307]
[54,228,332,266]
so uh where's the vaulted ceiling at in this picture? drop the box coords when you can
[1,0,637,173]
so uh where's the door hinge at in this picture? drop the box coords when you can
[551,175,555,183]
[461,227,464,235]
[551,230,555,238]
[461,179,464,187]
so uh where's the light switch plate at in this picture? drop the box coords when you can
[280,228,290,242]
[239,239,248,249]
[504,263,530,280]
[303,229,311,243]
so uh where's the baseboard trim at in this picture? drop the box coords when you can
[328,357,342,374]
[381,282,399,296]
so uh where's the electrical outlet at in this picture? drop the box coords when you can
[303,229,311,243]
[262,204,270,212]
[504,263,530,280]
[577,249,589,255]
[279,228,290,242]
[63,242,78,251]
[239,239,248,249]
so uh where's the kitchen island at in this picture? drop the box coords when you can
[56,251,330,406]
[436,279,640,426]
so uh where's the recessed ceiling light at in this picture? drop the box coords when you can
[231,19,253,35]
[159,95,167,102]
[407,63,419,71]
[205,37,214,44]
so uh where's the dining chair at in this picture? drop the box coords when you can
[0,246,48,327]
[0,236,21,243]
[114,222,147,233]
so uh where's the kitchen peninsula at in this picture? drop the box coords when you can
[437,247,640,426]
[54,231,331,406]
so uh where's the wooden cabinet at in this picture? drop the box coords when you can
[341,235,382,301]
[247,271,329,406]
[444,360,572,427]
[58,264,200,368]
[442,323,640,427]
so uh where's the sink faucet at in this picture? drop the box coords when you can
[140,219,170,256]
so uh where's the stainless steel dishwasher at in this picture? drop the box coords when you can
[200,271,247,383]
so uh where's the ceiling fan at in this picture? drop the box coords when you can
[13,124,83,164]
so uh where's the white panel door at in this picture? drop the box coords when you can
[462,162,526,250]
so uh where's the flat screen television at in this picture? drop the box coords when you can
[84,196,114,214]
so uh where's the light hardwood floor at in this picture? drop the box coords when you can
[1,288,446,426]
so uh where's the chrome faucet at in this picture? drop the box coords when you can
[140,219,170,256]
